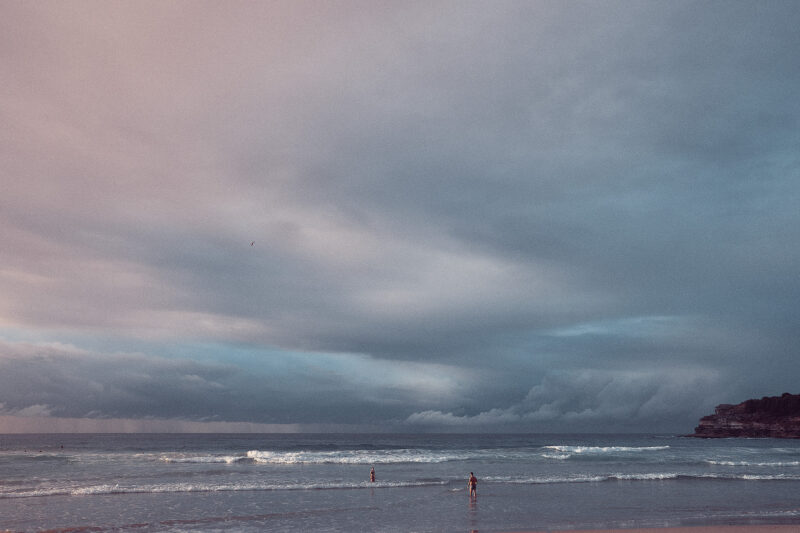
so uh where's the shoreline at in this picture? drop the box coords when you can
[511,526,800,533]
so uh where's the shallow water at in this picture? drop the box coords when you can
[2,433,800,532]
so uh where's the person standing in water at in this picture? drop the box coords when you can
[370,466,375,482]
[468,472,477,498]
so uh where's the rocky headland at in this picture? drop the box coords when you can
[690,392,800,438]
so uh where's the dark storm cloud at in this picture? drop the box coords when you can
[2,1,799,431]
[0,340,471,426]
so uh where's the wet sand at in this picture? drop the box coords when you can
[512,526,800,533]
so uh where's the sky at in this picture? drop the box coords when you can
[1,0,799,433]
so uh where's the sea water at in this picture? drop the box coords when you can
[2,433,800,532]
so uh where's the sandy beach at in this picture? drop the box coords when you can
[515,526,800,533]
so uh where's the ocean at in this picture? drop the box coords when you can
[2,433,800,532]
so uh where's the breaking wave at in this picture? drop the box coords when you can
[543,445,670,454]
[245,449,480,464]
[482,471,800,484]
[541,445,670,460]
[236,445,674,465]
[158,448,519,465]
[0,479,447,499]
[6,469,800,500]
[706,460,800,467]
[160,454,251,464]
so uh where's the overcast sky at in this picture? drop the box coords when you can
[2,0,799,433]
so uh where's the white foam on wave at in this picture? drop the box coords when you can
[244,449,475,465]
[706,460,800,467]
[771,447,800,455]
[483,472,678,484]
[541,452,572,460]
[0,478,447,499]
[611,472,679,480]
[739,473,800,480]
[154,447,558,466]
[489,475,607,484]
[5,470,800,499]
[693,472,800,481]
[160,454,246,464]
[540,445,671,461]
[149,446,685,466]
[482,471,800,484]
[543,445,670,454]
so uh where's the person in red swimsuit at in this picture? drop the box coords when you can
[468,472,477,498]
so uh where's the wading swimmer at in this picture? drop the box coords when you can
[370,466,375,482]
[468,472,477,498]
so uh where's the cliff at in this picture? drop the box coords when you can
[690,393,800,438]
